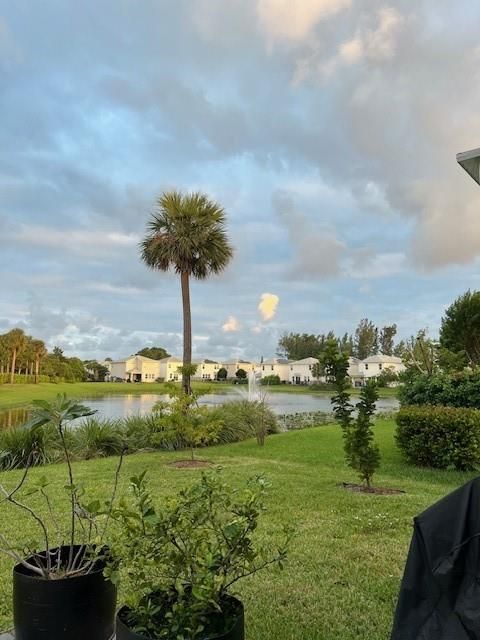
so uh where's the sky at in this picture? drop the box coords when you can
[1,0,480,361]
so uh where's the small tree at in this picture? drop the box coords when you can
[331,352,380,488]
[236,368,247,380]
[216,367,227,381]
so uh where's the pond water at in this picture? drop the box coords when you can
[0,391,399,429]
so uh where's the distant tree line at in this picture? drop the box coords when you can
[277,320,401,362]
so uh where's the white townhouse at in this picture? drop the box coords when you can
[108,355,161,383]
[289,357,320,385]
[223,360,256,379]
[158,356,184,382]
[349,354,405,387]
[192,360,221,381]
[257,358,291,382]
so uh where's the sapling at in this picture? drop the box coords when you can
[0,394,124,578]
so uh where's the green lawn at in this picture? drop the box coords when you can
[0,420,471,638]
[0,381,398,411]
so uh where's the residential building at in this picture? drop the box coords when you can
[193,360,221,381]
[223,360,256,379]
[257,358,291,382]
[289,357,319,385]
[158,356,184,382]
[108,355,161,383]
[349,354,405,387]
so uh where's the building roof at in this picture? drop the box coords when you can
[158,356,183,363]
[362,354,403,364]
[291,357,319,365]
[261,358,290,365]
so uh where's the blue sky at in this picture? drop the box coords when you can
[1,0,480,361]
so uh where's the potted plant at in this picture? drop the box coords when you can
[108,469,292,640]
[0,395,122,640]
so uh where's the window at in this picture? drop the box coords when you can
[271,365,274,371]
[365,364,369,370]
[262,365,265,371]
[379,363,383,370]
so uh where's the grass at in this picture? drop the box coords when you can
[0,419,472,638]
[0,381,398,411]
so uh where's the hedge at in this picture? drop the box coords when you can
[0,374,52,385]
[398,371,480,408]
[395,405,480,470]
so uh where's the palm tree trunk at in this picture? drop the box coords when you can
[10,349,16,384]
[181,270,192,395]
[35,356,39,384]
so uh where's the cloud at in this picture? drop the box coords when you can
[273,189,346,277]
[12,226,139,255]
[222,315,241,332]
[257,0,351,43]
[258,293,279,321]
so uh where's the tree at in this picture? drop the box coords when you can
[440,290,480,367]
[379,324,397,356]
[6,328,26,383]
[236,368,247,380]
[136,346,170,360]
[277,333,323,360]
[330,352,380,487]
[353,319,378,360]
[216,367,227,381]
[141,191,233,394]
[52,346,65,359]
[403,330,438,376]
[31,339,47,384]
[320,338,342,383]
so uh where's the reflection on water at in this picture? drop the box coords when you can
[0,391,400,430]
[0,406,30,430]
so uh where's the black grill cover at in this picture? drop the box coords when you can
[391,477,480,639]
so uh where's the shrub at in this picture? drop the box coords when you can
[395,405,480,470]
[207,399,279,445]
[0,423,58,470]
[72,418,125,459]
[279,411,333,431]
[260,375,281,386]
[398,370,480,408]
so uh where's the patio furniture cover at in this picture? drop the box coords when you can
[391,477,480,639]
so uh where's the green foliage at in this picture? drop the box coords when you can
[235,368,247,380]
[200,400,278,446]
[396,405,480,470]
[0,395,122,579]
[440,289,480,367]
[136,346,171,360]
[279,411,333,430]
[72,418,126,459]
[216,367,227,380]
[401,329,438,376]
[376,368,399,388]
[378,325,397,356]
[398,370,480,408]
[353,319,378,360]
[277,331,354,362]
[107,469,291,639]
[260,374,281,386]
[330,353,380,486]
[0,423,58,469]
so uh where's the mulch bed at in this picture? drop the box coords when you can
[169,459,212,469]
[339,482,405,495]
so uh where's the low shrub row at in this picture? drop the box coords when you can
[0,373,52,385]
[0,399,280,470]
[395,405,480,470]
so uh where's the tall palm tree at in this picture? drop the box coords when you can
[141,191,233,394]
[31,339,47,383]
[6,328,26,384]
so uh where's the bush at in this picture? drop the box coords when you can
[260,375,281,386]
[72,418,125,459]
[0,374,51,385]
[395,405,480,470]
[398,371,480,408]
[0,423,59,469]
[207,400,279,444]
[279,411,333,431]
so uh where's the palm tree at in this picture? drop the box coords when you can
[141,191,233,394]
[32,339,47,383]
[6,328,26,384]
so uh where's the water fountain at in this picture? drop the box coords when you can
[247,369,261,402]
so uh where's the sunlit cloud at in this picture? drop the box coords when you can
[222,315,240,332]
[258,293,279,321]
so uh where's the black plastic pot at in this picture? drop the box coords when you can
[116,594,245,640]
[13,545,117,640]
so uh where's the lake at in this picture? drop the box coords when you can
[0,391,399,429]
